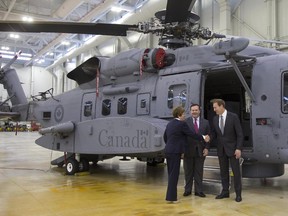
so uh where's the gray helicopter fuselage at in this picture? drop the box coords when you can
[3,38,288,177]
[33,44,288,162]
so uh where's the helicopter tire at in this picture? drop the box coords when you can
[66,158,79,175]
[147,158,165,167]
[79,158,90,172]
[147,161,157,166]
[92,160,98,166]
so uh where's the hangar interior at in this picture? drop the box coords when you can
[1,0,288,215]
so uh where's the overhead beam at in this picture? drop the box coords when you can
[3,0,16,20]
[53,0,84,19]
[26,0,119,66]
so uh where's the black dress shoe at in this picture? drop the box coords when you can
[195,192,206,197]
[183,191,191,196]
[235,196,242,202]
[215,192,229,199]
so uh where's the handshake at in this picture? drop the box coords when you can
[203,135,210,143]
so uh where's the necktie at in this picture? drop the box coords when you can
[194,118,199,133]
[220,115,224,134]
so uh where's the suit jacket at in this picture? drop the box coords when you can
[185,117,211,157]
[164,119,204,154]
[212,111,244,157]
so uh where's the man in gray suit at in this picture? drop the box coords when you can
[211,99,243,202]
[183,104,211,198]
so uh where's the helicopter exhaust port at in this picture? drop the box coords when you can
[141,48,175,73]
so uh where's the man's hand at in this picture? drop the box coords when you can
[203,148,208,157]
[204,135,210,143]
[234,149,241,159]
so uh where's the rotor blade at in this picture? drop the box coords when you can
[188,0,197,11]
[0,21,138,36]
[165,0,197,23]
[0,111,20,120]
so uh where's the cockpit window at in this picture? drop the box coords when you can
[118,97,128,115]
[282,72,288,113]
[167,84,187,109]
[102,99,111,116]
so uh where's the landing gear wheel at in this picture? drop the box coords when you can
[92,160,98,166]
[79,158,89,172]
[147,161,157,166]
[147,158,165,166]
[66,158,79,175]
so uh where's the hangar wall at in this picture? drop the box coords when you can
[1,0,288,102]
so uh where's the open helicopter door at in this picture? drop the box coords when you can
[81,92,96,121]
[209,38,255,152]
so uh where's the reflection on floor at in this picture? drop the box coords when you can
[0,132,288,216]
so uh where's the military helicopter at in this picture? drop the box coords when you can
[1,0,288,178]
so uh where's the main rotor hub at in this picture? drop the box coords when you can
[136,9,225,49]
[158,37,190,49]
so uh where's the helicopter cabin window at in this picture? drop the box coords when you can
[118,97,128,115]
[42,111,51,120]
[282,72,288,113]
[167,84,187,109]
[84,101,93,117]
[102,99,111,116]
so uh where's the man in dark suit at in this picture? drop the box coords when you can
[211,99,243,202]
[163,106,210,203]
[183,104,211,198]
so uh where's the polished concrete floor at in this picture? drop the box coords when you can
[1,132,288,216]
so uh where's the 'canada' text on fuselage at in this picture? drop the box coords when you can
[98,129,149,148]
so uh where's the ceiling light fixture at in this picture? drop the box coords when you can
[1,54,31,61]
[1,46,9,50]
[111,6,122,12]
[22,16,34,22]
[9,34,19,39]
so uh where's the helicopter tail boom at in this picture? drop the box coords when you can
[0,68,28,106]
[0,53,29,121]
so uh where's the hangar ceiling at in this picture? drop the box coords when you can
[0,0,151,67]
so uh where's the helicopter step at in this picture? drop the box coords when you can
[51,153,74,168]
[202,156,222,195]
[202,156,239,195]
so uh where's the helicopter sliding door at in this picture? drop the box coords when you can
[155,71,202,118]
[81,92,96,121]
[251,56,288,164]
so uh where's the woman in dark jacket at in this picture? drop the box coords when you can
[163,106,209,203]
